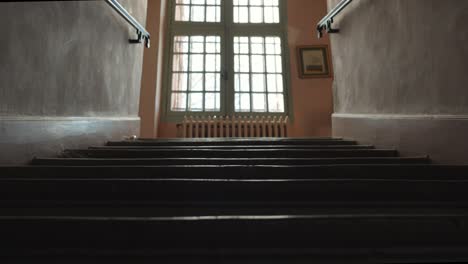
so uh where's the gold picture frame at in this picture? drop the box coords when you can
[297,45,332,78]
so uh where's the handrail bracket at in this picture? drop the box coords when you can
[129,30,151,48]
[317,0,353,38]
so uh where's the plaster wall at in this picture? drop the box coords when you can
[153,0,334,138]
[328,0,468,163]
[0,1,147,164]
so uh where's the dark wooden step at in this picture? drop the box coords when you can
[62,149,399,159]
[1,214,468,251]
[107,138,358,147]
[2,165,466,180]
[31,157,430,166]
[92,145,375,150]
[1,166,468,204]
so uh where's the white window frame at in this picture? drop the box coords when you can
[162,0,292,122]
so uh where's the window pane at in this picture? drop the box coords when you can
[266,55,282,73]
[251,55,265,72]
[206,73,220,91]
[188,93,204,111]
[252,93,267,112]
[171,93,187,111]
[267,74,283,92]
[233,0,280,24]
[174,36,189,53]
[174,0,221,23]
[268,93,285,112]
[205,93,221,111]
[234,36,285,113]
[172,73,188,91]
[235,93,251,112]
[205,54,220,72]
[190,54,204,71]
[190,36,205,53]
[171,35,222,113]
[189,73,204,91]
[252,74,265,92]
[175,5,190,21]
[173,54,189,72]
[235,74,250,92]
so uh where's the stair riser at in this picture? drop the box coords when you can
[1,217,467,249]
[0,180,467,203]
[1,166,465,180]
[94,145,373,150]
[31,158,430,166]
[63,150,399,159]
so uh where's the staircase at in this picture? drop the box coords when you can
[2,137,468,263]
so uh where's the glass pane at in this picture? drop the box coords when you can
[206,6,221,22]
[206,36,220,53]
[205,54,220,72]
[205,93,221,111]
[266,55,282,73]
[233,0,280,24]
[174,36,189,53]
[171,93,187,111]
[190,36,205,53]
[235,93,251,112]
[188,93,204,111]
[268,93,285,112]
[174,0,221,23]
[250,7,263,23]
[205,73,220,91]
[189,73,204,91]
[175,5,190,21]
[267,74,283,92]
[251,37,264,54]
[191,6,205,22]
[234,55,250,73]
[172,73,188,91]
[173,54,189,72]
[190,54,204,71]
[235,74,250,92]
[252,93,267,112]
[252,74,265,92]
[251,55,265,72]
[170,35,222,113]
[233,36,285,113]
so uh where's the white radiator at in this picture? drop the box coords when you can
[177,116,289,138]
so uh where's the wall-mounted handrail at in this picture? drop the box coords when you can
[317,0,353,38]
[2,0,150,48]
[105,0,150,48]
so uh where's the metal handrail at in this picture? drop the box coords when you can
[105,0,150,48]
[2,0,150,48]
[317,0,353,38]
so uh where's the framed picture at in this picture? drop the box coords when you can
[297,45,332,78]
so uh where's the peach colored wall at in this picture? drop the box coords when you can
[146,0,333,138]
[286,0,333,137]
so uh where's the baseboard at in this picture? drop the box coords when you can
[333,113,468,164]
[0,116,140,165]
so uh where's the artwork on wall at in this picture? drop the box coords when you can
[297,45,332,78]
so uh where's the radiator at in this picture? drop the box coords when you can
[177,116,289,138]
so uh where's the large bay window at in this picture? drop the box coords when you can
[164,0,290,120]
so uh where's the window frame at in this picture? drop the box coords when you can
[162,0,292,122]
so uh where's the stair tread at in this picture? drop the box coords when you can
[31,156,430,166]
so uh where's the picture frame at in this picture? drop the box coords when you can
[296,45,333,78]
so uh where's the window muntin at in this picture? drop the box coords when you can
[167,0,288,117]
[234,36,284,113]
[175,0,222,22]
[233,0,280,24]
[171,35,222,112]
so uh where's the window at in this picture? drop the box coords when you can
[164,0,289,119]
